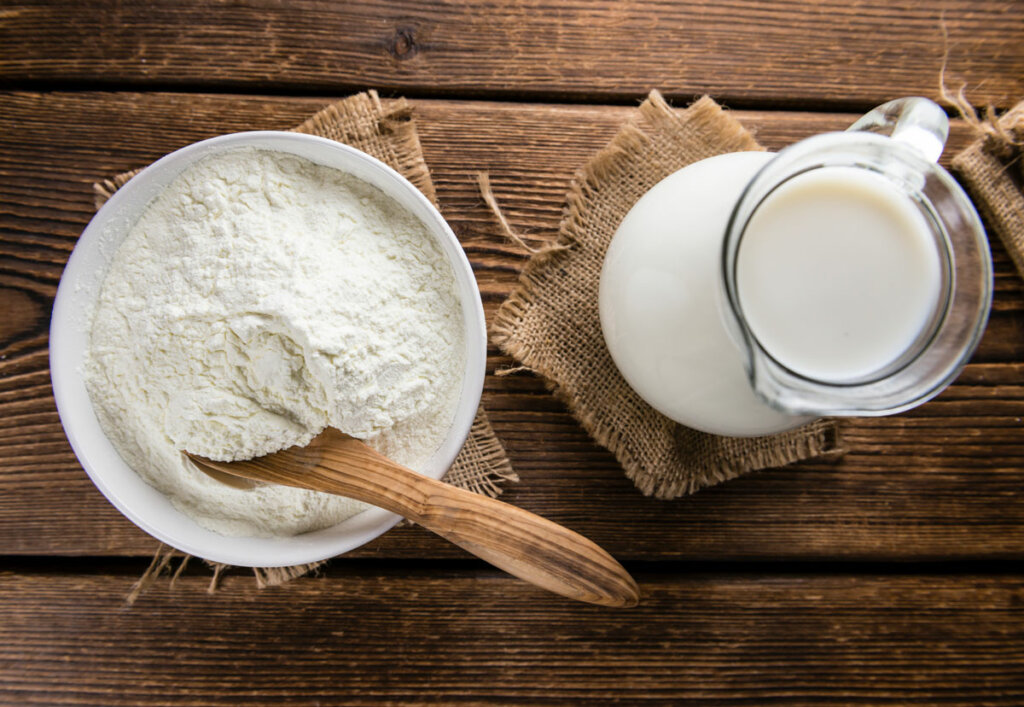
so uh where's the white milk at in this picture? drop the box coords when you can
[600,152,812,436]
[736,166,943,382]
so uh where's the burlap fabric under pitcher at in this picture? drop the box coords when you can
[94,91,517,596]
[492,91,840,499]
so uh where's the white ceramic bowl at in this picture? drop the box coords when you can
[50,131,486,567]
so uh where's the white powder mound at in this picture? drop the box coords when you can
[85,147,465,537]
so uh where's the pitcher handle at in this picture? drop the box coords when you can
[846,97,949,163]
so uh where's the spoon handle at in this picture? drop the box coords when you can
[192,430,639,608]
[413,478,640,608]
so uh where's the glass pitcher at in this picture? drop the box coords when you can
[599,97,991,436]
[721,97,991,417]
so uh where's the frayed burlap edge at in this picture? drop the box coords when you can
[490,94,758,301]
[491,91,841,499]
[95,90,517,601]
[950,101,1024,279]
[94,91,436,209]
[661,419,840,497]
[294,92,438,207]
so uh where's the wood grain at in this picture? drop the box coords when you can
[0,1,1022,109]
[0,569,1021,705]
[2,92,1024,560]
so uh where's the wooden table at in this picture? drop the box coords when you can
[2,2,1023,704]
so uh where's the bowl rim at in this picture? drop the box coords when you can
[49,130,486,567]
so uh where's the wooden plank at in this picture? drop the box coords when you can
[0,1,1022,109]
[2,92,1024,560]
[0,569,1021,705]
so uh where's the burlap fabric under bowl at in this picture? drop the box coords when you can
[492,91,840,499]
[93,91,517,597]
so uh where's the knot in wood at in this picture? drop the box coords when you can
[388,27,419,60]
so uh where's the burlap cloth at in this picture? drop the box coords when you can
[93,91,518,597]
[951,100,1024,280]
[491,91,841,499]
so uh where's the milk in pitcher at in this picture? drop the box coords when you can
[735,166,944,383]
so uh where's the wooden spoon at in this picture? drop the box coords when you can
[188,428,640,608]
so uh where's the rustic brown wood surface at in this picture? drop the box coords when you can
[2,0,1023,703]
[2,92,1023,563]
[1,568,1022,705]
[0,1,1022,109]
